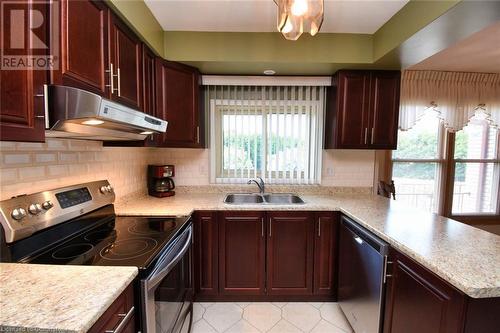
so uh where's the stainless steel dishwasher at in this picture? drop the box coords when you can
[338,215,390,333]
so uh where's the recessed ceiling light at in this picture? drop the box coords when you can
[263,70,276,75]
[81,119,104,125]
[140,131,154,135]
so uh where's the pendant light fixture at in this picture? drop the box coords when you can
[275,0,324,40]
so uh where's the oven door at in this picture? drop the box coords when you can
[141,224,193,333]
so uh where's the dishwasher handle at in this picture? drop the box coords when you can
[341,215,389,255]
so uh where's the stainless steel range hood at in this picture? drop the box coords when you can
[45,85,167,141]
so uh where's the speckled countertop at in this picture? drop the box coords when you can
[0,264,137,333]
[115,191,500,299]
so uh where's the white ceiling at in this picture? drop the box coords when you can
[145,0,409,34]
[410,22,500,73]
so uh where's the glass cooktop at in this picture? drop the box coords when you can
[26,215,190,269]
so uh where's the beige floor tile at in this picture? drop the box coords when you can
[282,303,321,332]
[309,302,324,309]
[193,303,205,323]
[311,319,346,333]
[236,302,252,309]
[319,303,353,333]
[192,319,217,333]
[203,303,243,332]
[267,320,302,333]
[199,302,216,308]
[271,302,288,308]
[226,319,261,333]
[243,303,281,332]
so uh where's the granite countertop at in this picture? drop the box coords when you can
[0,264,138,333]
[115,191,500,299]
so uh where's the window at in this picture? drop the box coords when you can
[392,111,444,213]
[452,115,500,214]
[391,110,500,217]
[209,86,324,184]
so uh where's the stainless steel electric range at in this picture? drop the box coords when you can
[0,180,193,333]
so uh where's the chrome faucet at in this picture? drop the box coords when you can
[247,177,265,195]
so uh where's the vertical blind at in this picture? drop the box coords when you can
[206,85,325,184]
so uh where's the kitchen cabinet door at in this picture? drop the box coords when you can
[383,250,465,333]
[1,0,48,142]
[142,44,158,146]
[324,70,401,149]
[52,0,109,96]
[325,71,371,149]
[108,13,142,110]
[218,211,266,296]
[155,60,204,148]
[369,71,400,149]
[267,212,314,295]
[313,212,339,296]
[88,284,135,333]
[193,211,218,297]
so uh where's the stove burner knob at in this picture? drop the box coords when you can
[42,200,53,210]
[11,208,27,220]
[100,186,108,194]
[28,203,43,215]
[106,185,113,192]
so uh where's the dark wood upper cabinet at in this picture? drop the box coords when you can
[267,212,315,295]
[1,0,48,142]
[383,249,465,333]
[218,211,266,296]
[142,44,156,117]
[193,211,218,297]
[108,13,142,110]
[325,70,401,150]
[313,212,339,296]
[155,60,204,148]
[51,0,109,96]
[369,71,401,149]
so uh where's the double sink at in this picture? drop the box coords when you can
[224,193,305,205]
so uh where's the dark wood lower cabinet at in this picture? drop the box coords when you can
[88,284,135,333]
[383,248,500,333]
[383,249,465,333]
[218,211,266,296]
[313,212,339,296]
[193,211,218,297]
[267,211,315,295]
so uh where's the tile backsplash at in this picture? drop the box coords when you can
[0,139,151,200]
[0,139,375,200]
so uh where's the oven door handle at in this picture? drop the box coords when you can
[144,225,192,291]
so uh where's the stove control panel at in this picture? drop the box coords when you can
[0,180,115,243]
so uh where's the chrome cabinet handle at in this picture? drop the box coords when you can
[196,126,200,144]
[318,218,321,237]
[106,63,118,93]
[105,306,134,333]
[364,128,368,145]
[261,217,264,237]
[117,67,121,97]
[35,84,49,128]
[371,127,374,144]
[383,257,393,284]
[269,218,272,237]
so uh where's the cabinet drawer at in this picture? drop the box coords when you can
[88,284,135,333]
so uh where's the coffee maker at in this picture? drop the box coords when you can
[147,165,175,197]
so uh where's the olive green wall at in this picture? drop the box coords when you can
[108,0,473,75]
[106,0,164,56]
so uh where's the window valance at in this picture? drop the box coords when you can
[399,70,500,132]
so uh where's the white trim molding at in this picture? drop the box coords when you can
[202,75,332,87]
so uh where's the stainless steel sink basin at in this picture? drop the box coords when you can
[223,193,304,205]
[224,193,264,204]
[263,193,305,204]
